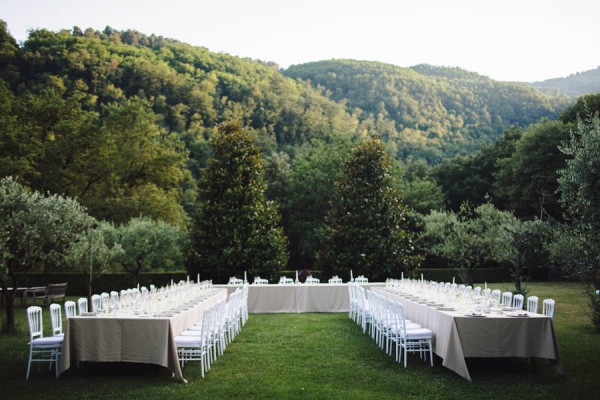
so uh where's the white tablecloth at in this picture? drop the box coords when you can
[372,287,563,381]
[217,283,384,313]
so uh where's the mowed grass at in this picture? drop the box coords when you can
[1,282,599,399]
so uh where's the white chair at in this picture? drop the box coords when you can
[228,277,244,286]
[328,276,343,284]
[390,301,433,368]
[77,297,88,315]
[91,294,102,312]
[175,310,213,378]
[512,294,524,310]
[542,299,555,319]
[253,277,269,285]
[527,296,539,313]
[355,275,369,283]
[305,276,320,284]
[501,291,513,307]
[491,289,501,304]
[64,300,77,319]
[278,276,294,284]
[26,306,63,380]
[49,303,63,337]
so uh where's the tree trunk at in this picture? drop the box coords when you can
[3,294,16,333]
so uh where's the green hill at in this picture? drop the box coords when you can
[284,60,569,162]
[531,66,600,96]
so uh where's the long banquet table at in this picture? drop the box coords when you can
[372,287,563,381]
[217,283,384,313]
[58,288,228,382]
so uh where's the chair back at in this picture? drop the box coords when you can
[49,303,63,336]
[228,277,244,285]
[77,297,88,315]
[542,299,555,319]
[512,294,524,310]
[501,291,513,306]
[305,276,320,284]
[328,276,343,284]
[491,289,501,303]
[355,275,369,283]
[64,301,77,319]
[27,306,45,341]
[527,296,539,313]
[91,294,102,312]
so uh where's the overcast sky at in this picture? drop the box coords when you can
[2,0,599,82]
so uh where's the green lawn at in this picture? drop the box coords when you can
[1,282,598,399]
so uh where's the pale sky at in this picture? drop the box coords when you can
[1,0,599,82]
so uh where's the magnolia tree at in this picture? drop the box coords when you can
[0,177,94,331]
[317,137,419,281]
[190,122,288,282]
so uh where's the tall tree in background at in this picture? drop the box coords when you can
[494,120,569,219]
[317,137,419,281]
[190,122,288,282]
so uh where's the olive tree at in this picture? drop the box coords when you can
[0,177,94,331]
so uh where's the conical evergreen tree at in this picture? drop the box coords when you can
[190,121,288,282]
[317,137,419,281]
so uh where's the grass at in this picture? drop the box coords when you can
[1,282,599,399]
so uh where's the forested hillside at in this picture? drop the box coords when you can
[285,60,569,162]
[532,66,600,96]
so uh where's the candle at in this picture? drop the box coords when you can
[295,270,299,283]
[350,270,353,282]
[421,273,424,282]
[401,272,404,280]
[197,273,200,283]
[137,283,140,291]
[244,270,248,283]
[187,275,190,284]
[452,276,455,284]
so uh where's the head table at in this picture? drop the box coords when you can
[58,287,227,382]
[216,282,384,313]
[372,287,563,381]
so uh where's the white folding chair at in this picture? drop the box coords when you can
[501,291,513,307]
[527,296,539,313]
[328,276,343,284]
[491,289,501,304]
[390,301,433,368]
[77,297,88,315]
[64,301,77,319]
[26,306,63,380]
[355,275,369,283]
[512,294,524,310]
[542,299,555,319]
[49,303,63,337]
[91,294,102,312]
[305,276,320,284]
[228,277,244,285]
[253,277,269,285]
